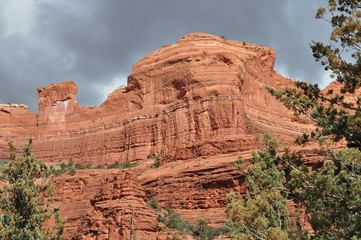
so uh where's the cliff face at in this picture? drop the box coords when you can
[0,104,37,157]
[51,169,175,240]
[0,33,321,239]
[0,33,312,165]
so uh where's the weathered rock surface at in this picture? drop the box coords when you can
[0,33,331,239]
[52,169,170,240]
[138,144,322,229]
[0,33,312,166]
[0,104,37,157]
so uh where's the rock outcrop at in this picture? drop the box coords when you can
[0,104,37,157]
[52,169,170,240]
[0,33,326,239]
[0,33,312,165]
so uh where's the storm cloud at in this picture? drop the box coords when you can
[0,0,331,112]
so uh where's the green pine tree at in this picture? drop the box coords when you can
[264,1,361,239]
[289,147,361,239]
[267,0,361,149]
[226,133,297,240]
[0,141,65,240]
[228,1,361,239]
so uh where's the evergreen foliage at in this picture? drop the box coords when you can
[158,207,193,235]
[0,141,65,240]
[290,147,361,239]
[150,203,229,239]
[226,133,296,240]
[227,1,361,239]
[151,158,162,168]
[313,0,361,94]
[267,0,361,149]
[51,160,139,176]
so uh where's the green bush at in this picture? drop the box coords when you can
[108,161,121,169]
[151,159,161,168]
[192,220,230,240]
[68,168,76,175]
[108,161,139,169]
[75,163,86,170]
[147,154,163,159]
[60,162,67,170]
[159,208,192,235]
[94,165,106,169]
[147,198,159,210]
[0,141,65,239]
[67,158,74,168]
[158,207,229,239]
[120,162,139,169]
[0,160,9,171]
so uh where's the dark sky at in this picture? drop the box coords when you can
[0,0,332,112]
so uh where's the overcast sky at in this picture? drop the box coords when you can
[0,0,332,112]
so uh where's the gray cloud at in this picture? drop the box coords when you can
[0,0,331,112]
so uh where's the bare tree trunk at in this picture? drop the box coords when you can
[130,210,135,240]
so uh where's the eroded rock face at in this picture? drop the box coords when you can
[0,33,324,239]
[0,33,312,166]
[138,145,322,229]
[52,169,167,240]
[0,104,37,158]
[37,81,80,132]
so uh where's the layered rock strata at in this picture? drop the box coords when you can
[0,33,312,165]
[0,104,37,157]
[0,33,323,239]
[52,169,170,240]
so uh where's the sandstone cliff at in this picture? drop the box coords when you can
[51,169,170,240]
[0,33,312,165]
[0,104,37,156]
[0,33,322,239]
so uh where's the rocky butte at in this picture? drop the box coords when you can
[0,33,322,239]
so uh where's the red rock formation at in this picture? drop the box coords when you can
[138,144,322,229]
[0,104,37,158]
[0,33,327,239]
[52,169,171,240]
[0,33,313,166]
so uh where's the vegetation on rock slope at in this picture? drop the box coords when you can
[0,141,64,240]
[227,1,361,239]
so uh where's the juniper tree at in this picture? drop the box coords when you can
[0,141,64,240]
[227,1,361,239]
[226,133,299,240]
[263,1,361,239]
[267,0,361,149]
